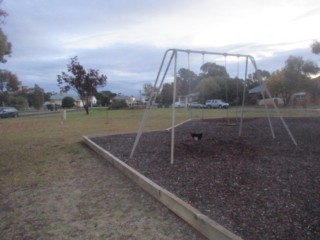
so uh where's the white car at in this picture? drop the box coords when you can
[187,102,205,108]
[205,99,229,109]
[173,102,186,108]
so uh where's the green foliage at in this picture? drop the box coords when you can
[0,28,11,63]
[311,40,320,55]
[28,84,44,110]
[111,99,127,109]
[177,68,198,95]
[142,83,157,99]
[200,62,229,78]
[196,76,220,101]
[62,96,75,108]
[159,83,173,107]
[0,3,11,63]
[0,70,20,94]
[265,56,319,105]
[43,92,52,102]
[7,95,28,110]
[96,90,116,106]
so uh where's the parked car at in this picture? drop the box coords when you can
[0,107,19,118]
[187,102,205,108]
[205,99,229,109]
[173,102,186,108]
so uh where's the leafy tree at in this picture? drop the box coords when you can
[284,56,318,78]
[225,78,245,106]
[62,96,75,108]
[311,40,320,55]
[0,69,20,105]
[7,95,28,110]
[111,99,127,109]
[0,69,19,93]
[177,68,198,94]
[265,70,287,103]
[0,28,11,63]
[57,56,107,114]
[195,76,220,102]
[96,90,116,106]
[28,84,44,110]
[142,83,157,100]
[251,69,271,80]
[0,2,11,63]
[266,56,319,105]
[200,62,229,78]
[159,82,173,107]
[44,92,53,102]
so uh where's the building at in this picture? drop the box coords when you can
[50,93,97,108]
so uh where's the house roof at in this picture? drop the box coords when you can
[186,92,200,97]
[50,93,80,101]
[249,84,265,94]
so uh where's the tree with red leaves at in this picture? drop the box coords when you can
[57,56,107,114]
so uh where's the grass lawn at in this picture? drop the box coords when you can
[1,105,318,190]
[0,106,318,239]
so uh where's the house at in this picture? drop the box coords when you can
[174,92,201,108]
[186,92,201,103]
[113,93,138,107]
[50,93,97,108]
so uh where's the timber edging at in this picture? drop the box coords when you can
[83,135,243,240]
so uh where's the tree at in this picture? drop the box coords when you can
[177,68,198,94]
[28,84,44,110]
[142,83,157,100]
[57,56,107,114]
[0,69,20,105]
[311,40,320,55]
[251,69,271,80]
[95,90,116,106]
[200,62,229,78]
[62,96,75,108]
[195,76,220,102]
[266,56,319,105]
[7,95,28,110]
[0,28,11,63]
[0,69,19,92]
[159,82,173,107]
[0,2,11,63]
[265,70,288,103]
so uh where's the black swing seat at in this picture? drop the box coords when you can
[191,132,203,140]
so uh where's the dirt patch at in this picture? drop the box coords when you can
[0,154,207,240]
[91,117,320,240]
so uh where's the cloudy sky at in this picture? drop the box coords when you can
[2,0,320,96]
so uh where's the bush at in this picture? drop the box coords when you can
[7,96,29,110]
[62,96,75,108]
[111,99,127,109]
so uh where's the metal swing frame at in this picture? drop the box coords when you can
[130,48,297,164]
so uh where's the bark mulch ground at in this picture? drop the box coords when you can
[91,117,320,240]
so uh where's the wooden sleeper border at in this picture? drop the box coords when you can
[83,135,242,240]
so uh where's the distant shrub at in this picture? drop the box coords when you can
[111,100,127,109]
[62,96,75,108]
[7,96,29,110]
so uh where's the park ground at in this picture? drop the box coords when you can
[0,107,319,239]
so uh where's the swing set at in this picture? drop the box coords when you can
[130,48,297,164]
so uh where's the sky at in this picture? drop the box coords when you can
[1,0,320,96]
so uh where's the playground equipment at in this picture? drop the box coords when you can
[130,49,297,164]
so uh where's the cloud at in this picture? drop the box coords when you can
[1,0,319,96]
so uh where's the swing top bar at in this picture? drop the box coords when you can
[165,48,254,60]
